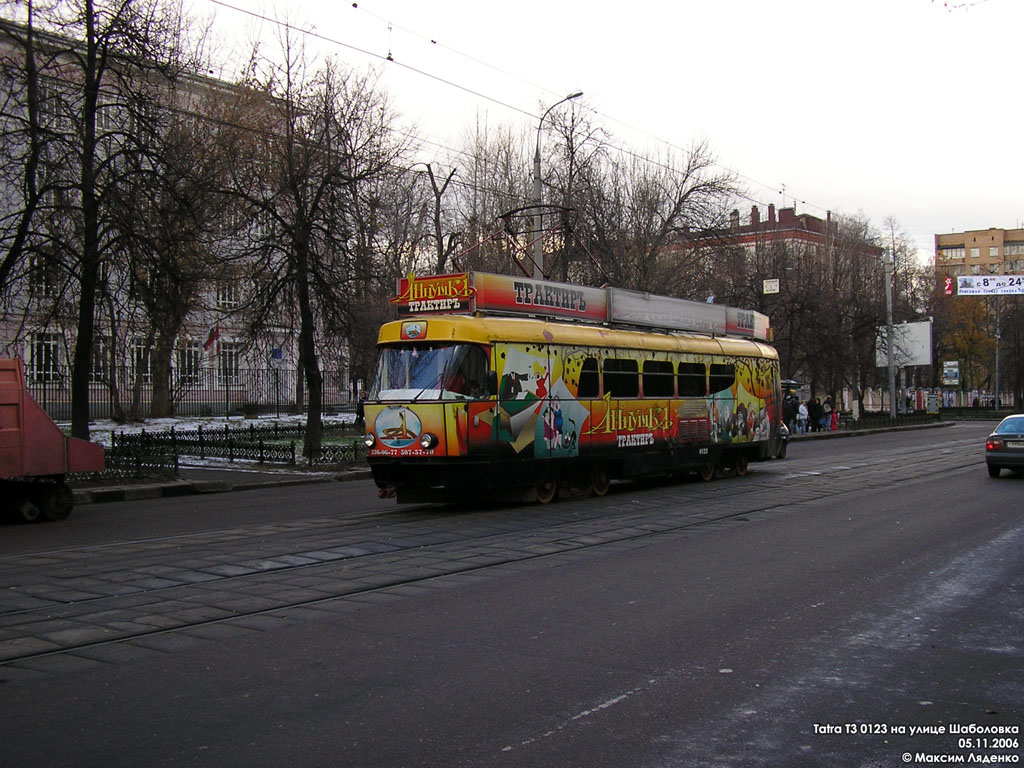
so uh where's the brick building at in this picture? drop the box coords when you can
[934,227,1024,278]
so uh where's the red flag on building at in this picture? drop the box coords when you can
[203,325,220,351]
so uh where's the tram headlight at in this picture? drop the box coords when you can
[419,432,438,450]
[363,433,376,448]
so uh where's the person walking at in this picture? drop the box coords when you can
[822,396,833,432]
[797,400,809,434]
[783,394,797,435]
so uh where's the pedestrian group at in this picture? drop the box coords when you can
[782,392,838,435]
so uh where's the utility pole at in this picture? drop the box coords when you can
[995,294,1001,412]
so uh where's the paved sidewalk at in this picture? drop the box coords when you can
[71,464,372,505]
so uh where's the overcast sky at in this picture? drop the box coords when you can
[206,0,1021,263]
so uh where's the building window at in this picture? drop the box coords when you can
[27,254,59,299]
[940,247,965,260]
[132,339,152,384]
[28,333,60,382]
[216,282,240,310]
[176,342,202,386]
[989,246,999,258]
[970,248,980,258]
[91,336,111,383]
[1004,243,1024,256]
[218,342,241,386]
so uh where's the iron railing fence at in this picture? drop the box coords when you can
[70,446,180,483]
[25,366,355,421]
[111,421,368,467]
[847,411,942,429]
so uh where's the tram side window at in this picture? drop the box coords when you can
[577,357,599,398]
[677,362,707,397]
[603,358,639,398]
[709,363,736,394]
[642,360,675,398]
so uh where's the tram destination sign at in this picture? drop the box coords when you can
[957,275,1024,296]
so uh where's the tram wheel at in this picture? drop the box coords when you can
[732,454,749,477]
[589,465,610,497]
[535,479,558,504]
[698,463,715,482]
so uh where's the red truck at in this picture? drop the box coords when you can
[0,358,105,521]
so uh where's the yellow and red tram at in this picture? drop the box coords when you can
[362,272,784,503]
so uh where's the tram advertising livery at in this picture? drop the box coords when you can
[363,272,785,503]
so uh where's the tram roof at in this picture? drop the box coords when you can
[378,315,778,359]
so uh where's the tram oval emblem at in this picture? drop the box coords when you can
[375,406,422,449]
[401,321,426,340]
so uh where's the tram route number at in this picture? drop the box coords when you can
[617,433,654,448]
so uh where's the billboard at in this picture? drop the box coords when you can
[876,320,933,368]
[942,361,960,386]
[957,275,1024,296]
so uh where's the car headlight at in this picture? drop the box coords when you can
[419,432,438,450]
[363,433,376,448]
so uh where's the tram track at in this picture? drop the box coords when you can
[0,437,985,673]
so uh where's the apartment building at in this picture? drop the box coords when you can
[934,227,1024,277]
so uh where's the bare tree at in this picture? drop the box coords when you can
[576,139,737,293]
[113,87,234,418]
[0,0,201,438]
[454,116,532,274]
[0,8,52,295]
[218,34,411,458]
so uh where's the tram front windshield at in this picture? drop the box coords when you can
[368,343,489,401]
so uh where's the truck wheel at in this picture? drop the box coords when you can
[41,484,74,521]
[17,498,42,523]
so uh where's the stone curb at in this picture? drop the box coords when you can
[787,420,953,441]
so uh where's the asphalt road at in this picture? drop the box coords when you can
[0,422,1020,767]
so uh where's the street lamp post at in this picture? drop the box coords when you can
[883,248,897,419]
[532,91,583,279]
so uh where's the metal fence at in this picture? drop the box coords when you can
[26,366,355,421]
[70,446,180,483]
[111,421,368,467]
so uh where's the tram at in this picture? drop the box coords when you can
[362,272,785,503]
